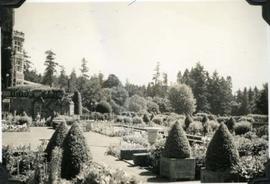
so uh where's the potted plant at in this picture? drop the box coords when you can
[201,122,240,183]
[160,121,195,181]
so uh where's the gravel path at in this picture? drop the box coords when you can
[2,127,201,183]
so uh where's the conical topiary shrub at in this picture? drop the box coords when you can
[45,121,68,162]
[205,122,239,172]
[163,121,191,158]
[225,117,236,134]
[184,115,193,130]
[61,122,91,180]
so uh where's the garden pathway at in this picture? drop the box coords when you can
[3,127,201,183]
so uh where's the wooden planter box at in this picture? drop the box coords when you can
[160,156,195,181]
[200,168,232,183]
[133,153,150,167]
[120,149,148,160]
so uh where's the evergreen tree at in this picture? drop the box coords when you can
[176,71,182,84]
[42,50,58,87]
[58,65,68,89]
[188,63,210,113]
[239,87,250,115]
[256,83,268,114]
[68,69,77,93]
[80,58,89,79]
[61,123,91,180]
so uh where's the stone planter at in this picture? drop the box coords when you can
[160,156,195,181]
[120,149,148,160]
[200,168,233,183]
[133,153,150,167]
[147,127,163,144]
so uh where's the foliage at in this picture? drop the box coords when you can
[146,99,159,114]
[126,94,147,113]
[187,121,203,135]
[232,150,268,181]
[49,147,63,184]
[42,50,58,87]
[168,84,196,115]
[149,138,166,174]
[45,121,68,162]
[103,74,122,88]
[205,123,240,171]
[122,132,149,148]
[143,113,150,123]
[110,86,129,106]
[255,125,268,138]
[72,164,140,184]
[73,90,82,115]
[132,116,143,124]
[96,101,112,114]
[256,83,268,114]
[235,133,268,157]
[61,123,91,180]
[162,121,191,158]
[234,121,252,135]
[184,115,193,130]
[225,117,236,134]
[152,96,172,113]
[2,145,48,184]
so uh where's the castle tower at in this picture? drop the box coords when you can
[11,30,25,86]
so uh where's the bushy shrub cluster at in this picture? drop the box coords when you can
[234,121,252,135]
[205,123,240,172]
[163,121,191,158]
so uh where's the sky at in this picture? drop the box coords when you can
[14,0,269,92]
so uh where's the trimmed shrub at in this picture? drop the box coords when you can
[225,117,236,134]
[73,90,82,115]
[61,123,91,180]
[49,147,63,184]
[162,121,191,158]
[205,123,240,171]
[45,121,68,162]
[95,101,112,114]
[184,115,193,130]
[143,114,150,123]
[202,115,208,124]
[132,116,143,124]
[152,116,163,125]
[234,121,252,135]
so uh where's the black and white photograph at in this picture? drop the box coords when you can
[0,0,269,183]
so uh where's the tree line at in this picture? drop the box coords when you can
[24,50,268,116]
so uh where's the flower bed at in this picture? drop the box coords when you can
[2,122,30,132]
